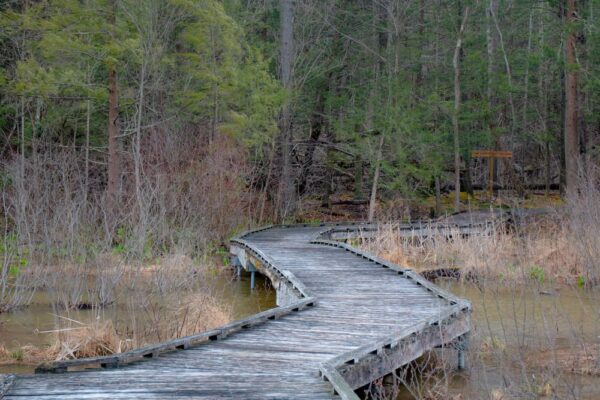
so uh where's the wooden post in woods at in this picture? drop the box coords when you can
[471,150,512,198]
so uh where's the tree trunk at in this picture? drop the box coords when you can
[134,60,146,215]
[415,0,425,102]
[564,0,579,193]
[210,27,219,146]
[19,0,28,179]
[298,84,327,195]
[486,0,498,114]
[85,99,91,204]
[545,141,551,196]
[259,141,277,224]
[538,4,551,196]
[368,134,384,223]
[490,6,516,144]
[365,0,379,132]
[522,9,534,132]
[434,0,442,217]
[20,97,25,178]
[453,7,469,210]
[486,0,500,184]
[435,175,442,217]
[107,0,120,207]
[581,0,593,174]
[277,0,294,221]
[354,154,364,200]
[462,158,474,197]
[321,147,334,210]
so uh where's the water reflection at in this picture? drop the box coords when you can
[392,282,600,399]
[0,269,276,374]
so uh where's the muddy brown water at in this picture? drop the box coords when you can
[2,272,599,399]
[391,281,600,400]
[0,270,275,374]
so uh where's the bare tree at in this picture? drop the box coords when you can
[107,0,120,208]
[486,0,498,118]
[368,134,384,222]
[277,0,295,221]
[564,0,579,193]
[453,7,469,210]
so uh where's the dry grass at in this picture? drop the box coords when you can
[359,178,600,399]
[0,292,232,365]
[176,292,232,337]
[0,321,124,364]
[130,291,232,346]
[0,254,234,366]
[0,132,256,314]
[527,344,600,377]
[0,344,53,365]
[363,169,600,287]
[362,351,465,400]
[51,320,126,361]
[360,216,585,285]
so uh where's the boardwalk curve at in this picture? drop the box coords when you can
[2,224,471,399]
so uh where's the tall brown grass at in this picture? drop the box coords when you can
[0,257,233,365]
[362,170,600,287]
[565,167,600,286]
[0,131,255,313]
[361,215,584,285]
[359,175,600,399]
[0,131,249,366]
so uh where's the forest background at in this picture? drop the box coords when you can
[0,0,598,265]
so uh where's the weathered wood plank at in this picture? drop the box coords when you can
[1,374,15,398]
[6,223,471,399]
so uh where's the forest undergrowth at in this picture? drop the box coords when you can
[0,135,246,364]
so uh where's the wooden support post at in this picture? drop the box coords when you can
[457,348,465,370]
[472,150,512,199]
[230,255,243,280]
[457,334,469,370]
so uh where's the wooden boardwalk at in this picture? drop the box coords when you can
[2,225,470,399]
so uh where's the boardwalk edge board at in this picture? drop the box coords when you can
[309,228,470,396]
[309,236,470,309]
[321,220,495,241]
[23,222,472,400]
[31,223,338,374]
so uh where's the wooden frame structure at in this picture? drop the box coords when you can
[4,222,472,399]
[472,149,513,197]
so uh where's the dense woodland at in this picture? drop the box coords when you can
[0,0,599,254]
[2,4,600,395]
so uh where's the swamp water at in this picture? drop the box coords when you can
[0,270,275,374]
[2,270,599,400]
[392,282,600,400]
